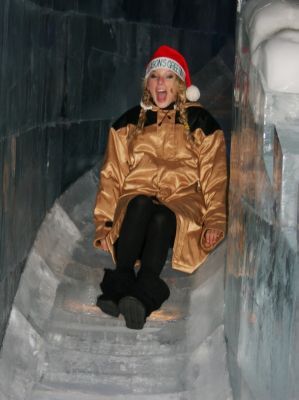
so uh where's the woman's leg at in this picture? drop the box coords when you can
[119,204,177,329]
[115,195,156,271]
[97,195,156,316]
[139,204,176,278]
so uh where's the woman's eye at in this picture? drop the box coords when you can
[150,73,157,79]
[166,74,174,79]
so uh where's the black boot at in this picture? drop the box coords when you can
[96,268,136,317]
[97,295,120,317]
[118,296,146,330]
[119,273,170,329]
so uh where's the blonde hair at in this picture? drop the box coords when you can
[129,76,194,142]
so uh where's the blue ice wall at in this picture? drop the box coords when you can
[225,3,299,399]
[0,0,109,345]
[0,0,235,345]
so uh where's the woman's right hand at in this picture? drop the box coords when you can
[100,238,109,252]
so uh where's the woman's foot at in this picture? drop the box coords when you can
[97,268,137,318]
[96,294,120,317]
[119,296,146,330]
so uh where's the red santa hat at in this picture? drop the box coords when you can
[145,45,200,102]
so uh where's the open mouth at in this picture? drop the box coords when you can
[156,89,167,103]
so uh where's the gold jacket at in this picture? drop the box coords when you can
[94,102,227,273]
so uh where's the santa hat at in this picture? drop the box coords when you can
[145,45,200,102]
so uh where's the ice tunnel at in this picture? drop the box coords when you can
[0,1,298,399]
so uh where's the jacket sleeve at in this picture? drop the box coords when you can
[197,129,228,250]
[94,126,129,247]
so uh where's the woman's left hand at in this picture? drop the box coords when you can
[203,228,222,248]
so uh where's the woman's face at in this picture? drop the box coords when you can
[146,68,179,108]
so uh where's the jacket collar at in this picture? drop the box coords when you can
[151,102,176,112]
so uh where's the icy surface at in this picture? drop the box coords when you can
[245,0,299,52]
[244,0,299,93]
[225,1,299,399]
[254,30,299,93]
[0,308,46,400]
[0,167,231,400]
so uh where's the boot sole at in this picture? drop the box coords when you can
[119,296,146,330]
[96,297,119,317]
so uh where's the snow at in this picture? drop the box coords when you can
[245,0,299,93]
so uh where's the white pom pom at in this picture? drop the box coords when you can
[186,85,200,101]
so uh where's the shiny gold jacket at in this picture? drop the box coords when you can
[94,102,227,273]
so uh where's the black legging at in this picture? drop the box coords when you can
[115,195,176,278]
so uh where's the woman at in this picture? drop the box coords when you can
[93,45,227,329]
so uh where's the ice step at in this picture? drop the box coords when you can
[45,325,186,357]
[46,291,188,328]
[47,311,179,332]
[51,274,190,313]
[40,371,184,395]
[31,381,187,400]
[43,346,186,382]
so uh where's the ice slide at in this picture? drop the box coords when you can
[0,166,232,400]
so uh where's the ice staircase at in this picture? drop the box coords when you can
[0,166,232,400]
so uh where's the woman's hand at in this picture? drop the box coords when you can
[100,238,109,252]
[203,228,222,248]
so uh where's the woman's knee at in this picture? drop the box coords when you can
[127,195,153,213]
[150,206,176,231]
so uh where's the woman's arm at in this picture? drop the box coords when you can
[94,126,129,248]
[197,129,227,250]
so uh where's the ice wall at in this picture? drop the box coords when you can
[0,0,106,347]
[0,0,236,346]
[225,1,299,399]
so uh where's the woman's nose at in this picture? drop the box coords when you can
[157,76,165,85]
